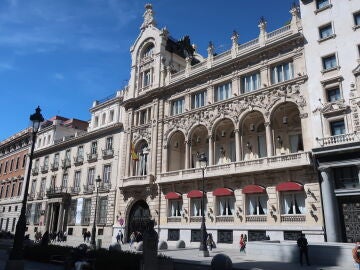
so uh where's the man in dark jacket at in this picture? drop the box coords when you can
[297,233,310,266]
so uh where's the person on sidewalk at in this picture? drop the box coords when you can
[206,233,214,251]
[297,233,310,266]
[352,240,360,270]
[116,231,121,244]
[239,234,246,254]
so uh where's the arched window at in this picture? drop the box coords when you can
[134,141,149,176]
[142,44,154,59]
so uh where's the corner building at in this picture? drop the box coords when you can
[117,4,324,247]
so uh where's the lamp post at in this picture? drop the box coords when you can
[198,153,209,257]
[6,106,44,270]
[90,175,102,249]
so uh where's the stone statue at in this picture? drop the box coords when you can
[141,4,157,30]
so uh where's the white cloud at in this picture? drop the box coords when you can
[54,73,64,80]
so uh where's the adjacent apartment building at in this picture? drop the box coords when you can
[300,0,360,242]
[0,128,31,234]
[25,92,124,247]
[115,4,325,247]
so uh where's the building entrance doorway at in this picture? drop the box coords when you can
[127,200,150,241]
[338,196,360,242]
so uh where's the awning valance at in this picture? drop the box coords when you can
[242,185,266,194]
[276,182,304,192]
[213,188,234,196]
[187,190,204,198]
[165,192,182,200]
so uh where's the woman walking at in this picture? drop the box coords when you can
[239,234,246,254]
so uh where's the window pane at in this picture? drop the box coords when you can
[323,55,337,70]
[317,0,329,9]
[327,88,340,102]
[319,24,333,39]
[330,120,345,135]
[354,13,360,26]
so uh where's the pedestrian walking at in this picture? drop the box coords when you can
[239,234,246,254]
[116,232,121,244]
[86,231,91,243]
[206,233,214,251]
[297,233,310,266]
[83,231,87,242]
[352,240,360,270]
[120,230,124,244]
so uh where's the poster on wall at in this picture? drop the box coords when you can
[75,198,83,225]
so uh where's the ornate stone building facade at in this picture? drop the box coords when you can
[25,91,125,247]
[116,4,325,247]
[0,128,31,234]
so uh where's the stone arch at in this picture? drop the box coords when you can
[124,199,151,241]
[188,124,209,168]
[136,38,156,60]
[167,130,186,171]
[132,139,150,176]
[210,117,236,137]
[211,118,236,164]
[237,109,267,130]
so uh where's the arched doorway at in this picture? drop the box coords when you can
[127,200,150,241]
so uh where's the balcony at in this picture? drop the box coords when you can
[87,153,98,163]
[51,163,59,171]
[159,152,312,184]
[83,185,95,194]
[73,156,84,166]
[189,216,202,223]
[28,193,35,201]
[102,148,114,159]
[37,191,45,199]
[167,217,181,223]
[46,186,69,197]
[245,215,267,222]
[31,168,39,176]
[215,216,234,223]
[316,133,360,147]
[98,182,111,192]
[41,165,48,173]
[122,175,154,188]
[70,186,80,195]
[61,159,71,170]
[280,214,306,223]
[81,218,90,226]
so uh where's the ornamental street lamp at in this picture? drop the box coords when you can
[198,153,209,257]
[6,106,44,270]
[90,175,102,249]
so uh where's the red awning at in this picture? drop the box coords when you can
[213,188,234,196]
[187,190,204,198]
[242,185,266,194]
[276,182,304,192]
[165,192,182,200]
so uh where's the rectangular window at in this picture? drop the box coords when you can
[322,54,337,70]
[98,197,108,224]
[215,82,231,102]
[190,198,207,216]
[168,200,183,217]
[217,196,235,216]
[289,134,304,153]
[17,182,22,196]
[74,171,81,187]
[9,159,13,172]
[333,166,359,189]
[40,178,46,193]
[217,230,233,244]
[109,110,114,122]
[326,88,341,102]
[68,200,77,225]
[22,155,26,168]
[241,73,260,93]
[143,70,152,87]
[11,183,15,197]
[171,98,185,115]
[330,120,345,135]
[87,168,95,185]
[103,165,111,183]
[44,156,49,167]
[91,142,97,155]
[30,180,37,195]
[282,192,305,214]
[319,24,333,39]
[4,161,8,174]
[106,137,113,150]
[34,203,41,224]
[50,175,56,189]
[247,195,267,215]
[271,62,294,84]
[94,116,99,127]
[82,198,91,225]
[140,110,147,125]
[54,153,59,167]
[77,146,84,158]
[15,157,19,170]
[316,0,329,9]
[65,149,71,160]
[354,12,360,26]
[62,174,68,188]
[5,185,9,197]
[191,91,207,109]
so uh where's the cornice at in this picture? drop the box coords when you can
[33,122,123,158]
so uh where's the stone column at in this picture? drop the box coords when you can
[208,135,214,166]
[235,129,241,162]
[45,203,52,232]
[185,140,190,169]
[320,168,342,242]
[57,203,64,232]
[265,122,273,156]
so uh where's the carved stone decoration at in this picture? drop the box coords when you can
[133,127,152,144]
[162,81,307,144]
[313,100,350,118]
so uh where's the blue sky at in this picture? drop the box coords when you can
[0,0,294,141]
